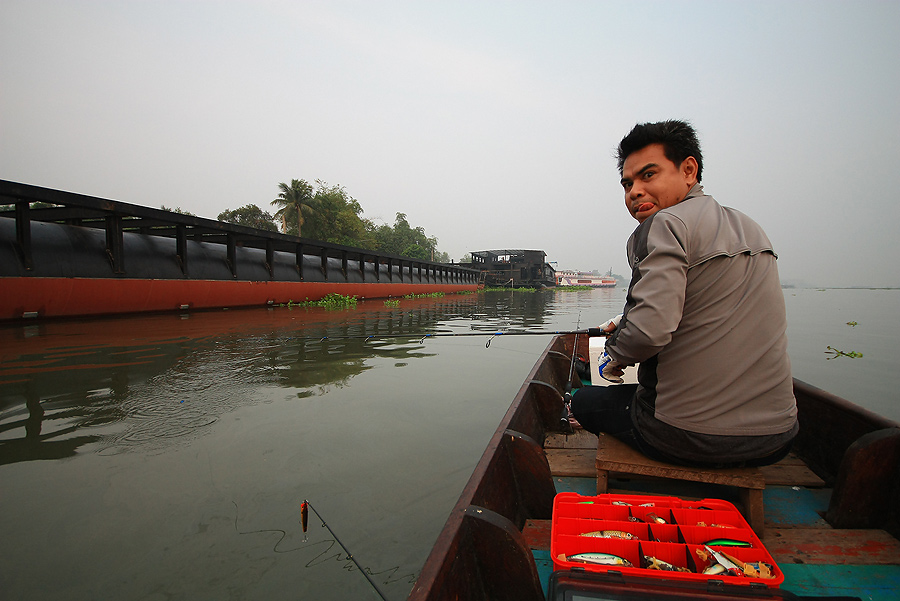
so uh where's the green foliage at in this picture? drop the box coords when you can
[280,293,358,309]
[0,201,56,212]
[825,346,863,359]
[846,321,858,327]
[403,292,445,299]
[371,212,439,260]
[217,204,278,231]
[300,181,373,246]
[160,205,196,216]
[383,299,401,307]
[401,243,431,260]
[555,285,592,291]
[267,178,451,261]
[480,286,537,293]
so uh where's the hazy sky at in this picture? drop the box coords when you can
[3,1,899,287]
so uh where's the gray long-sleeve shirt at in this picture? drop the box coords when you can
[607,185,798,439]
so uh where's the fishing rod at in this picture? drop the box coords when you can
[309,327,611,348]
[301,500,389,601]
[560,314,583,433]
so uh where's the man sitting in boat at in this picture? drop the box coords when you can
[571,120,798,468]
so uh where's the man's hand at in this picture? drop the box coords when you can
[598,350,625,384]
[599,313,623,334]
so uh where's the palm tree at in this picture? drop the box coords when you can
[271,179,315,237]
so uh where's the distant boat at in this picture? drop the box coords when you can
[556,271,616,288]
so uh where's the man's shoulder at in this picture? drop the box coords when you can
[667,194,764,230]
[665,194,774,257]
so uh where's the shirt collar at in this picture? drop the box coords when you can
[684,183,705,201]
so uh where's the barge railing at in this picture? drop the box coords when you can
[0,179,477,286]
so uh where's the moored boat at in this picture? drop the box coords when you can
[556,271,617,288]
[409,333,900,600]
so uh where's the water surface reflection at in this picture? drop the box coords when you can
[2,295,523,462]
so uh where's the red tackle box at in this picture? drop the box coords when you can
[550,493,783,588]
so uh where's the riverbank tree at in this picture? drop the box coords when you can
[217,204,278,231]
[271,179,315,237]
[228,179,452,262]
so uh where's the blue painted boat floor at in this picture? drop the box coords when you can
[764,485,831,528]
[764,485,898,601]
[539,477,899,600]
[780,564,900,600]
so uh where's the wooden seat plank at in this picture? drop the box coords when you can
[759,459,826,487]
[544,430,598,450]
[596,433,766,488]
[595,433,766,535]
[546,448,595,478]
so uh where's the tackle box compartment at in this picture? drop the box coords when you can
[550,493,783,588]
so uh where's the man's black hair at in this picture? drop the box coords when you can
[616,120,703,182]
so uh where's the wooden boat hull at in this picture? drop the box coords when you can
[409,333,900,600]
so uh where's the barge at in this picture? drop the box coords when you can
[0,180,478,321]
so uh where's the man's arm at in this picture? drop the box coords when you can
[606,215,689,365]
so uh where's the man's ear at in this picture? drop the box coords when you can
[681,156,699,186]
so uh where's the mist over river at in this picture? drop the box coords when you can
[1,287,896,600]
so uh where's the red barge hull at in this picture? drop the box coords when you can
[3,278,477,320]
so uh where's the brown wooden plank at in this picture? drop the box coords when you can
[596,433,765,489]
[522,519,551,550]
[546,448,595,478]
[761,527,900,565]
[740,487,766,537]
[759,461,825,487]
[544,430,598,450]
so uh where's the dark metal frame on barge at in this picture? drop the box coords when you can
[408,333,900,601]
[0,180,479,320]
[459,249,557,289]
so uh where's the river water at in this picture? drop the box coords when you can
[1,287,897,600]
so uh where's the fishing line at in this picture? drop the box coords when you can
[302,500,390,601]
[232,500,414,590]
[308,327,610,349]
[567,312,582,386]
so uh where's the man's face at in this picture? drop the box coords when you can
[620,143,698,223]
